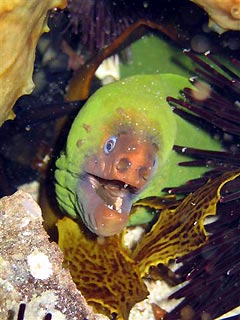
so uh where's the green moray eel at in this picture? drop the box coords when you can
[55,74,221,237]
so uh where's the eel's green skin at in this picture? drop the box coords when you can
[55,74,221,235]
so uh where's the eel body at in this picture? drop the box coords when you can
[55,74,221,236]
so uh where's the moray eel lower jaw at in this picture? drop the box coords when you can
[77,173,139,237]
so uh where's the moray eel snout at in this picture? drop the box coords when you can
[77,132,158,236]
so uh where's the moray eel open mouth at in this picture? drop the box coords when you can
[77,173,139,237]
[89,173,139,211]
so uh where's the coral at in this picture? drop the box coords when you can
[0,190,108,320]
[190,0,240,32]
[0,0,67,126]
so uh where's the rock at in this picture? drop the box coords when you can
[0,190,108,320]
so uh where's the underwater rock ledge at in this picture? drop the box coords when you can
[0,190,108,320]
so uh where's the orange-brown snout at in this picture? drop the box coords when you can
[84,131,158,190]
[114,150,155,189]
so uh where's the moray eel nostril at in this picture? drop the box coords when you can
[116,158,132,172]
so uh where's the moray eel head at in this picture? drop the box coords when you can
[77,131,158,236]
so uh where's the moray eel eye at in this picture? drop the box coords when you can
[104,136,118,154]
